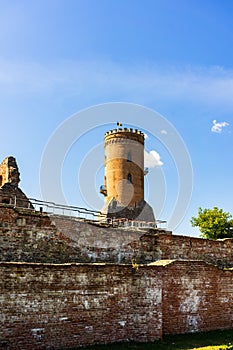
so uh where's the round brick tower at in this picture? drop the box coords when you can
[100,127,155,222]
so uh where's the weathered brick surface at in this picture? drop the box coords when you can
[0,261,233,349]
[160,260,233,335]
[155,234,233,268]
[0,157,33,208]
[1,205,233,348]
[0,206,83,263]
[0,263,163,349]
[1,206,233,267]
[0,156,20,187]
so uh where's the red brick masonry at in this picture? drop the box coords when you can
[0,261,232,349]
[0,205,233,267]
[0,205,233,349]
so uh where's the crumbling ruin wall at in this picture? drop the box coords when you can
[0,156,20,187]
[0,157,33,208]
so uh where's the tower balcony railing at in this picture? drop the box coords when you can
[99,185,107,196]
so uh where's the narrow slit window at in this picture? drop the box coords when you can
[127,173,132,184]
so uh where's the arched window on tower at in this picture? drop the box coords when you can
[127,173,132,184]
[127,152,132,162]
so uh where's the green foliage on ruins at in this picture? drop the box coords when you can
[191,207,233,239]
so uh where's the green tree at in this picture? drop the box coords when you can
[190,207,233,239]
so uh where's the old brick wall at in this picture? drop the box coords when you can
[159,260,233,335]
[154,234,233,267]
[0,261,233,349]
[0,205,83,263]
[1,205,233,267]
[0,262,163,349]
[50,219,233,267]
[0,205,147,263]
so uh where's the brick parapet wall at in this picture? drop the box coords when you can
[1,205,233,267]
[0,261,233,349]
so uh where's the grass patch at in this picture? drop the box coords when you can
[71,329,233,350]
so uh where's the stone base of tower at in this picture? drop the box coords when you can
[101,198,155,223]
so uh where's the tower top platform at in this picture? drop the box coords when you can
[104,128,144,145]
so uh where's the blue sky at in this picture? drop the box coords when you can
[0,0,233,236]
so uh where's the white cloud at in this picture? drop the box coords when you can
[144,150,163,168]
[211,120,229,133]
[160,129,168,135]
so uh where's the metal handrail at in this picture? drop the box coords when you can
[0,193,166,229]
[28,198,106,220]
